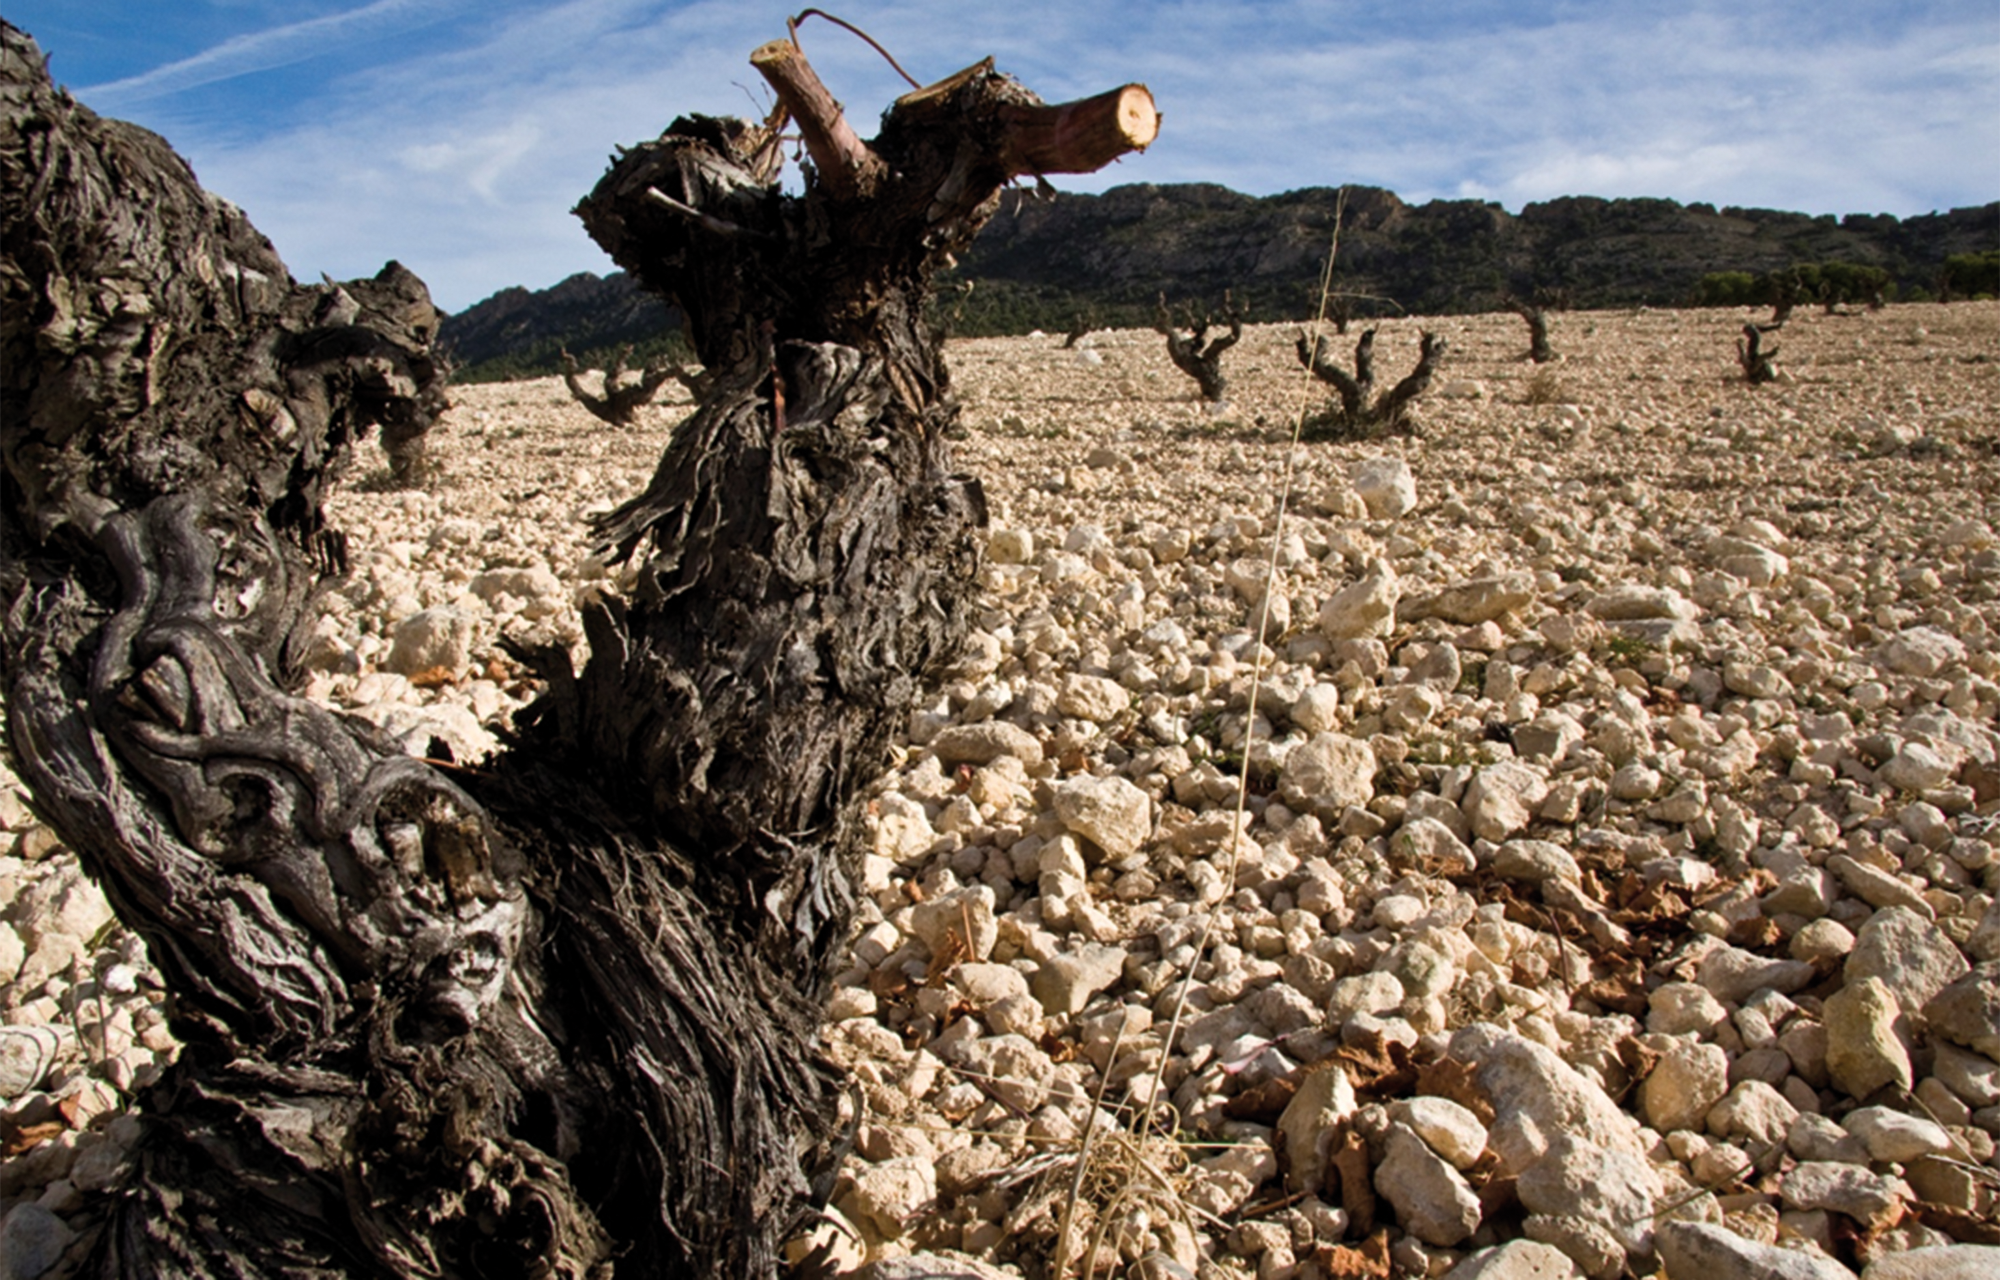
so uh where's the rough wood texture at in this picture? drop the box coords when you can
[1,20,1151,1277]
[1296,325,1449,439]
[1738,321,1780,384]
[1506,295,1556,364]
[559,344,683,426]
[1153,292,1243,403]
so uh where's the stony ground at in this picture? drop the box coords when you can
[2,303,1997,1280]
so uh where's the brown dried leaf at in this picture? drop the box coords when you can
[1727,914,1784,949]
[1477,1172,1519,1220]
[1335,1030,1418,1099]
[1223,1074,1300,1123]
[1611,872,1693,924]
[1317,1228,1392,1279]
[867,965,911,1001]
[1,1121,65,1157]
[1328,1126,1376,1237]
[406,664,457,689]
[1414,1055,1494,1125]
[923,928,968,986]
[1577,958,1650,1016]
[54,1092,87,1129]
[1619,1036,1663,1085]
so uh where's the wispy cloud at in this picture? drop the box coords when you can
[35,0,1996,312]
[81,0,466,107]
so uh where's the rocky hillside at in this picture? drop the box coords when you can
[440,269,678,380]
[951,185,1998,325]
[441,185,1999,377]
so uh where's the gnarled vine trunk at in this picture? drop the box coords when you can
[0,20,1154,1277]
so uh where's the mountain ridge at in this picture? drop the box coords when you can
[441,183,1999,379]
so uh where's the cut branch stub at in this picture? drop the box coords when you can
[999,83,1158,177]
[750,39,887,200]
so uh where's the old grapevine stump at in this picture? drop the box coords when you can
[0,19,1154,1279]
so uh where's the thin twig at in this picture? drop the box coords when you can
[1141,185,1350,1115]
[1053,1016,1127,1274]
[644,187,772,240]
[788,9,923,88]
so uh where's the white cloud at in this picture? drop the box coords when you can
[81,0,468,107]
[398,121,545,203]
[56,0,1998,311]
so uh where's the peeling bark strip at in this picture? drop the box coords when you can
[1,19,1151,1277]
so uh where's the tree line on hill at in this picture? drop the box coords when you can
[443,183,2000,382]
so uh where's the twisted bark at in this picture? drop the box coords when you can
[1738,322,1780,384]
[558,345,688,426]
[1153,292,1244,403]
[1295,326,1448,439]
[1505,294,1556,364]
[0,19,1154,1277]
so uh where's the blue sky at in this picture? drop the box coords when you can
[10,2,1997,313]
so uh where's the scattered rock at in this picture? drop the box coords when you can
[1350,456,1417,519]
[1375,1122,1481,1246]
[1823,977,1914,1098]
[0,1026,62,1100]
[1655,1220,1856,1280]
[0,1203,75,1280]
[383,606,475,676]
[1052,774,1152,860]
[1439,1240,1581,1280]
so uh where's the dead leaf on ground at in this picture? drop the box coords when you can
[1334,1029,1418,1099]
[923,928,969,986]
[1476,1171,1519,1220]
[1223,1073,1300,1123]
[867,965,911,1002]
[1727,914,1784,949]
[1576,956,1650,1016]
[406,664,458,689]
[54,1092,88,1129]
[1,1120,65,1157]
[1326,1126,1377,1237]
[1610,871,1693,923]
[1414,1055,1494,1125]
[1317,1228,1392,1279]
[1618,1036,1663,1087]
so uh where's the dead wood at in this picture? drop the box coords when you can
[1505,291,1560,364]
[1767,271,1801,324]
[0,18,1154,1277]
[1738,322,1781,384]
[1153,292,1245,402]
[1328,295,1354,335]
[558,344,690,425]
[1295,326,1449,439]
